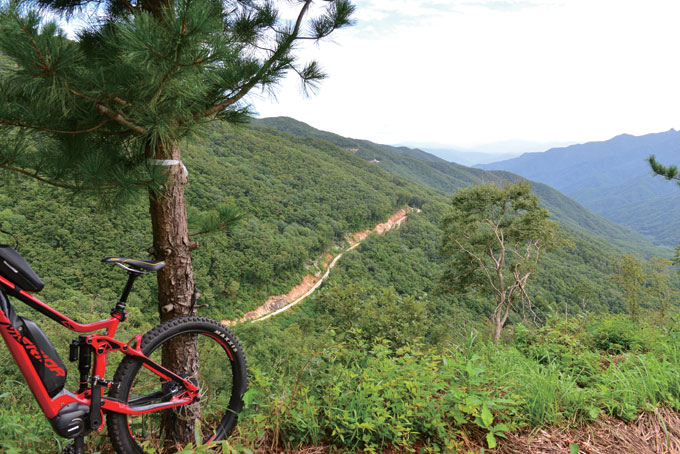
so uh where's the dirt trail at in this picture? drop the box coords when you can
[223,208,413,325]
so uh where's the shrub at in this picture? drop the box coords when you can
[318,282,430,349]
[514,320,600,387]
[240,335,515,452]
[586,315,660,354]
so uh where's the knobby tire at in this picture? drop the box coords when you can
[107,316,248,454]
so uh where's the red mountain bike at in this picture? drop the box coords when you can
[0,233,248,454]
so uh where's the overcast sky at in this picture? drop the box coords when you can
[251,0,680,147]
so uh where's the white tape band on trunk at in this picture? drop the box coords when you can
[154,159,188,176]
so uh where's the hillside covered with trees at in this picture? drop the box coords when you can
[2,117,666,323]
[2,115,679,452]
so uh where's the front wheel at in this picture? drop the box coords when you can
[107,316,248,454]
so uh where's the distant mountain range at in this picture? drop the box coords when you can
[255,117,673,314]
[419,148,521,166]
[478,129,680,246]
[396,140,574,166]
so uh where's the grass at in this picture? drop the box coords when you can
[4,313,680,453]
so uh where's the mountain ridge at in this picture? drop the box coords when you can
[255,116,663,255]
[0,113,670,323]
[478,128,680,245]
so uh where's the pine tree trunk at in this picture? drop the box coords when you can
[149,143,195,322]
[148,141,199,448]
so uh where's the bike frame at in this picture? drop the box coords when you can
[0,273,199,432]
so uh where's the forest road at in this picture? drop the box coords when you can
[222,207,415,325]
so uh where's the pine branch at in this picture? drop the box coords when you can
[649,155,680,181]
[0,162,119,190]
[119,0,135,13]
[189,223,235,237]
[199,0,314,119]
[0,118,111,135]
[292,60,326,96]
[95,104,146,134]
[20,24,52,76]
[188,204,242,238]
[112,97,129,106]
[293,0,313,36]
[60,79,101,103]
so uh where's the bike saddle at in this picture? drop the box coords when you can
[102,257,166,272]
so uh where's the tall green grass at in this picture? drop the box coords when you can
[5,314,680,453]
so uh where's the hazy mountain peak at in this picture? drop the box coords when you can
[479,129,680,246]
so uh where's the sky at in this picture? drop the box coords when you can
[251,0,680,148]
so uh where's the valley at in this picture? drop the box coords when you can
[1,115,679,453]
[2,2,680,452]
[225,208,412,324]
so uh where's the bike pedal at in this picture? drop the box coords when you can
[91,375,116,388]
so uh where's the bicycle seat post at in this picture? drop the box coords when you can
[112,271,141,320]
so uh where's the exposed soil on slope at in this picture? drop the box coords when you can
[223,208,412,325]
[348,208,409,245]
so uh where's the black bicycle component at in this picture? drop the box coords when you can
[77,335,92,393]
[111,306,128,322]
[118,272,139,305]
[69,338,79,362]
[89,377,103,430]
[0,245,44,292]
[0,227,19,249]
[0,289,18,325]
[15,316,67,397]
[62,436,85,454]
[50,402,90,438]
[109,271,140,321]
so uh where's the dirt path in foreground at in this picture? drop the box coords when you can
[222,208,412,325]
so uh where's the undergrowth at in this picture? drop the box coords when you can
[4,313,680,453]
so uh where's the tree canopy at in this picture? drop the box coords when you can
[0,0,354,195]
[440,181,559,344]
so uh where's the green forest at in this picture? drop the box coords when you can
[1,3,680,451]
[0,0,680,454]
[2,114,680,453]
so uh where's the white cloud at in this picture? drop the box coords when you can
[253,0,680,146]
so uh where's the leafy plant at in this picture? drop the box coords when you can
[586,315,660,354]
